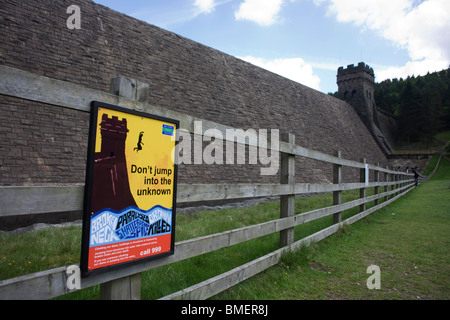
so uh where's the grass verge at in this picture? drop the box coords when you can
[215,157,450,300]
[1,158,448,300]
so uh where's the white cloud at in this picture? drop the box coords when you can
[316,0,450,80]
[239,56,321,90]
[235,0,284,26]
[376,58,449,81]
[194,0,216,14]
[131,0,226,28]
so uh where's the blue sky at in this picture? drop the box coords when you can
[92,0,450,94]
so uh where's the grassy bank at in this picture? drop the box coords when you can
[215,157,450,300]
[1,158,448,300]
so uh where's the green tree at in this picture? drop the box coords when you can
[398,81,422,144]
[375,67,450,145]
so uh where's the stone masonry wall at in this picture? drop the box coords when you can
[0,0,389,191]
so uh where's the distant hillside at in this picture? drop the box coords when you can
[374,68,450,145]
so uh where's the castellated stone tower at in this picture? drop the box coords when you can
[337,62,393,154]
[337,62,379,128]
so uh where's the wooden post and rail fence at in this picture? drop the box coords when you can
[0,65,434,300]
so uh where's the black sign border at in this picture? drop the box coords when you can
[80,101,179,278]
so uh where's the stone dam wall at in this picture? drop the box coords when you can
[0,0,402,228]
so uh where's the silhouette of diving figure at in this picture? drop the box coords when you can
[134,131,144,152]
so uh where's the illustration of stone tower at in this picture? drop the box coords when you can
[337,62,393,154]
[91,113,136,214]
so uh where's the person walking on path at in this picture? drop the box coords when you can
[412,167,420,186]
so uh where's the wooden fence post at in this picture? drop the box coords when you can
[401,171,405,188]
[359,158,366,213]
[384,167,389,202]
[333,151,342,224]
[98,76,150,300]
[374,163,379,206]
[396,170,400,196]
[280,133,295,248]
[390,168,395,199]
[100,273,142,300]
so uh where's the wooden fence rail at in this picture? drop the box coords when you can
[0,65,422,300]
[0,180,404,217]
